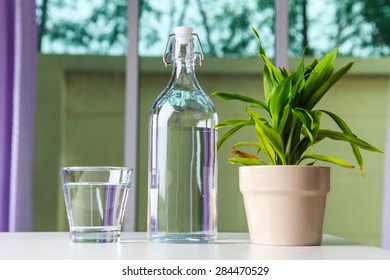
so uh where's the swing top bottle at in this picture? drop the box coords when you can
[147,27,218,243]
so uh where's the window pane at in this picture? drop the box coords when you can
[36,0,128,55]
[289,0,390,57]
[139,0,275,57]
[37,0,276,57]
[34,1,129,231]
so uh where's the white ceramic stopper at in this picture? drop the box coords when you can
[174,26,193,44]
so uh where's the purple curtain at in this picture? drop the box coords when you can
[0,0,36,231]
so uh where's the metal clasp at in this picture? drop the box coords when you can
[163,33,205,67]
[163,33,175,67]
[193,33,205,66]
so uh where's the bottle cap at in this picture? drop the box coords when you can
[174,26,193,44]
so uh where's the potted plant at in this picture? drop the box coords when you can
[213,28,382,246]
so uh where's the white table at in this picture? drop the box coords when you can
[0,232,389,260]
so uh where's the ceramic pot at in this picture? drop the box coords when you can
[239,166,331,246]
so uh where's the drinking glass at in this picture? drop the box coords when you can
[61,166,133,243]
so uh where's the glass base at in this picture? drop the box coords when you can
[148,233,216,244]
[70,227,120,243]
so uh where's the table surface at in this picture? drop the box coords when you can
[0,232,389,260]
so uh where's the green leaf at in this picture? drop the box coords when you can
[216,119,254,128]
[263,64,275,101]
[261,54,285,84]
[292,108,321,143]
[317,130,383,153]
[291,77,306,107]
[228,157,267,166]
[252,26,266,57]
[293,54,305,84]
[305,48,337,95]
[304,59,319,77]
[232,141,263,149]
[212,92,267,109]
[277,103,292,135]
[252,27,284,86]
[253,120,276,164]
[297,154,355,169]
[320,110,364,174]
[290,134,326,164]
[249,110,286,165]
[246,108,270,124]
[217,124,245,150]
[280,67,291,77]
[306,62,354,109]
[268,75,293,131]
[249,102,268,110]
[292,108,314,132]
[291,56,306,107]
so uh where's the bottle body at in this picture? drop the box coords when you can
[147,28,218,243]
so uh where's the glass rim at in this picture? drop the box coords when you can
[61,166,132,172]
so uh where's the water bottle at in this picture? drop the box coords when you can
[147,26,218,243]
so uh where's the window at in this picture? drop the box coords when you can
[36,0,128,55]
[139,0,275,57]
[37,0,389,57]
[288,0,390,57]
[37,0,275,57]
[34,0,131,231]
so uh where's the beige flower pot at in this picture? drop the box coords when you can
[239,166,331,246]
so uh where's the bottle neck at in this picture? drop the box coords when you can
[170,38,198,88]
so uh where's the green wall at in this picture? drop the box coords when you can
[34,55,390,247]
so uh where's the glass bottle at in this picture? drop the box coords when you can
[147,26,218,243]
